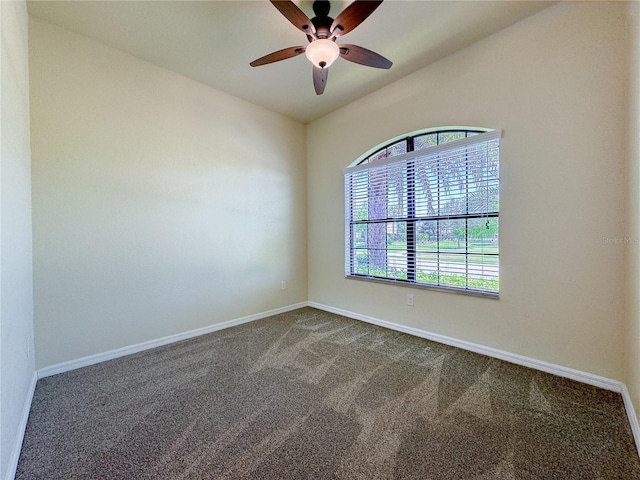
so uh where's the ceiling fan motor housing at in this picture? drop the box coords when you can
[311,18,333,39]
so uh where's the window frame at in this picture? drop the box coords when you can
[344,127,500,298]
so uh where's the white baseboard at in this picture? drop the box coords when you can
[5,371,37,480]
[37,302,307,379]
[622,384,640,457]
[307,301,640,456]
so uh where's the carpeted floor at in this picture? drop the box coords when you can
[16,307,640,479]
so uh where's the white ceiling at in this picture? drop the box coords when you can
[27,0,554,124]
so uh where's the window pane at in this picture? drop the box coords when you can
[350,174,369,220]
[415,163,437,217]
[367,223,387,275]
[414,134,437,150]
[416,250,438,285]
[468,218,499,254]
[439,219,466,253]
[416,220,437,247]
[387,141,407,157]
[438,131,465,144]
[467,144,499,214]
[367,149,387,164]
[388,222,407,280]
[438,152,468,216]
[439,252,468,288]
[353,223,368,249]
[416,220,437,284]
[387,221,406,248]
[368,170,388,220]
[467,254,499,292]
[387,165,407,218]
[353,250,369,275]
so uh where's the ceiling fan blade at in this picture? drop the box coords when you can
[270,1,316,36]
[250,46,306,67]
[331,0,383,38]
[313,66,328,95]
[339,44,392,69]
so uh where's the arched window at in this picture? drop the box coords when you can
[344,128,500,296]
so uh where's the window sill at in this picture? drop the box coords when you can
[345,274,500,299]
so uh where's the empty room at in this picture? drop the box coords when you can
[3,0,640,478]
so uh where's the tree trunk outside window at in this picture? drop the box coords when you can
[368,170,387,272]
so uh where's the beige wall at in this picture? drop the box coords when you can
[29,19,307,369]
[627,0,640,421]
[1,0,35,477]
[307,2,629,380]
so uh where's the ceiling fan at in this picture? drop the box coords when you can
[250,0,392,95]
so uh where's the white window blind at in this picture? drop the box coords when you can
[345,129,501,296]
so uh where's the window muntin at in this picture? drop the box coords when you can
[345,129,500,296]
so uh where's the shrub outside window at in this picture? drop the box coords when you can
[344,128,500,296]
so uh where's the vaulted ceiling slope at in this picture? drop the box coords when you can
[27,1,554,124]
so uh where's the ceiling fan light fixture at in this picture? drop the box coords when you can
[305,39,339,68]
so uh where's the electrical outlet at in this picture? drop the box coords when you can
[407,294,414,306]
[281,281,287,290]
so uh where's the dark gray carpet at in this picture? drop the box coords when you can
[16,307,640,479]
